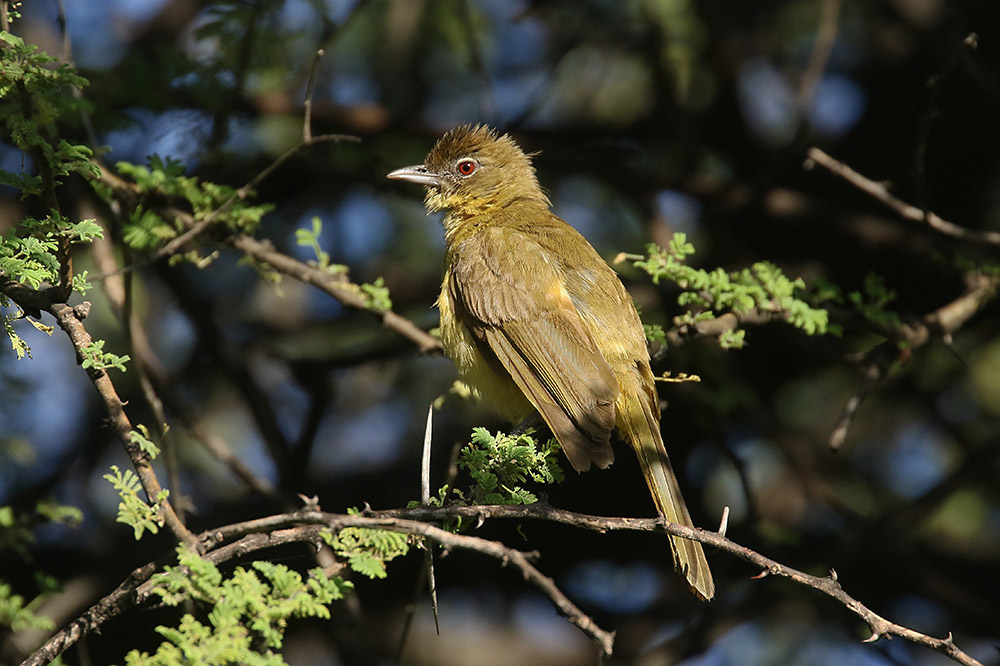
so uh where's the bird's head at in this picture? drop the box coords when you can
[387,124,547,215]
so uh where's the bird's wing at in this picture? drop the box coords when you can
[448,226,617,471]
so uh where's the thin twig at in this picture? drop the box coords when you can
[230,233,442,353]
[828,357,885,452]
[304,49,325,142]
[47,303,198,549]
[805,147,1000,247]
[914,34,977,218]
[827,271,999,448]
[797,0,842,110]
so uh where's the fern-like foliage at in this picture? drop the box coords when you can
[111,155,273,257]
[120,545,352,666]
[631,233,831,348]
[455,428,565,506]
[102,466,167,540]
[322,508,411,579]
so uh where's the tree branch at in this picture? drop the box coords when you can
[230,233,442,353]
[805,147,1000,247]
[47,302,198,550]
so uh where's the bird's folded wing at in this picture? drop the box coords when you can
[449,227,617,471]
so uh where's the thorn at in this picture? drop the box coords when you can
[943,631,954,645]
[829,568,838,582]
[475,512,485,529]
[863,632,881,643]
[421,403,434,504]
[424,549,440,635]
[717,506,730,536]
[751,569,771,580]
[361,501,374,516]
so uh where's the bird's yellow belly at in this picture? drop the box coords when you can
[438,275,534,423]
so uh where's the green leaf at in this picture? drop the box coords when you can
[80,340,130,372]
[102,465,166,540]
[323,511,411,580]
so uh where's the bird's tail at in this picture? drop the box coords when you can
[617,376,715,601]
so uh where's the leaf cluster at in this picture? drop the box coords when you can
[294,217,347,274]
[112,156,273,254]
[0,33,98,197]
[102,465,168,540]
[294,217,393,311]
[80,339,131,373]
[322,508,411,579]
[633,233,831,348]
[122,545,351,666]
[454,428,565,506]
[0,33,105,359]
[0,500,82,634]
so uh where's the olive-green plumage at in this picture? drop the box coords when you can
[388,125,714,600]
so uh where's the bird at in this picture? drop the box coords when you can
[387,124,714,600]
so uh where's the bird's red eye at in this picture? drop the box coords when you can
[456,159,477,176]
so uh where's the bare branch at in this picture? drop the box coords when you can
[805,148,1000,247]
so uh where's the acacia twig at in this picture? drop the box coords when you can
[827,271,1000,449]
[21,505,985,666]
[230,233,442,353]
[378,505,984,666]
[47,303,198,549]
[805,147,1000,247]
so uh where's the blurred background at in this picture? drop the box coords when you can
[1,0,999,664]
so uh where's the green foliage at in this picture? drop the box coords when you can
[0,28,104,359]
[0,500,82,558]
[633,233,831,348]
[0,500,82,635]
[0,215,102,288]
[295,217,347,274]
[644,322,667,345]
[0,582,54,633]
[103,465,168,540]
[408,428,565,517]
[359,276,393,312]
[456,428,565,506]
[122,545,351,666]
[0,33,97,195]
[848,272,901,330]
[129,424,164,458]
[292,214,390,311]
[113,156,274,253]
[322,509,412,579]
[80,339,130,372]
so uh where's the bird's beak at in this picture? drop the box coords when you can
[386,164,441,187]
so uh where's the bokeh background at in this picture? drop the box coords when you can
[2,0,1000,664]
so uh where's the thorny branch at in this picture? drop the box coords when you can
[805,148,1000,449]
[47,303,198,549]
[21,506,985,666]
